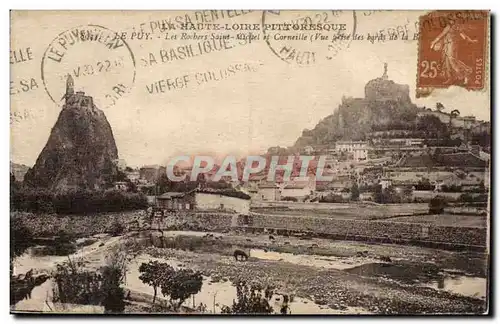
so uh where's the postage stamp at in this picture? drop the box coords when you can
[416,10,489,97]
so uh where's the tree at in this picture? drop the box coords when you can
[11,217,34,259]
[436,102,445,112]
[350,182,360,201]
[138,261,174,304]
[429,196,447,214]
[101,265,126,313]
[221,282,274,314]
[161,268,203,310]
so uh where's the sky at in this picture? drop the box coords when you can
[10,10,490,168]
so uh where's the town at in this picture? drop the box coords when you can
[10,64,490,315]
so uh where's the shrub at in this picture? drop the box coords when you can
[319,194,344,203]
[281,196,298,202]
[429,196,447,214]
[11,187,148,215]
[221,282,274,314]
[109,219,125,237]
[52,253,126,313]
[52,259,104,306]
[11,217,35,259]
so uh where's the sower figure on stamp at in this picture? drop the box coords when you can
[430,23,478,86]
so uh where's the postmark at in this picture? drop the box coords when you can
[261,10,357,66]
[416,10,489,98]
[41,24,136,109]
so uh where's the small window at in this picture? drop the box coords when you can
[185,203,190,210]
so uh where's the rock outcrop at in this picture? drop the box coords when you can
[294,64,420,148]
[24,94,119,192]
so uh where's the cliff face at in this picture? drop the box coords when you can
[24,101,118,192]
[294,73,419,147]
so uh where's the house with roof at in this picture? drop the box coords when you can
[257,183,281,201]
[280,177,316,201]
[155,188,251,214]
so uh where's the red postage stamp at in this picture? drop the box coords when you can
[416,10,489,98]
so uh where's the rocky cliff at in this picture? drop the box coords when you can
[24,100,118,191]
[294,67,420,147]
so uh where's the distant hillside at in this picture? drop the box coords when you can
[10,162,30,182]
[294,65,420,148]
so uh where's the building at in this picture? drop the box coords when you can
[257,183,281,201]
[125,170,141,183]
[379,178,392,190]
[114,181,128,191]
[63,74,94,109]
[280,177,316,200]
[155,188,251,214]
[139,165,167,183]
[336,141,369,161]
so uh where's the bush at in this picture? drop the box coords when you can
[429,196,447,214]
[221,282,274,314]
[319,194,344,203]
[11,187,148,215]
[458,193,488,203]
[109,219,125,237]
[441,184,462,193]
[281,196,298,202]
[52,254,126,313]
[11,217,35,259]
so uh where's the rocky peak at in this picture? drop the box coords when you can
[24,81,119,192]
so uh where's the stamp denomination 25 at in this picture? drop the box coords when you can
[417,10,488,97]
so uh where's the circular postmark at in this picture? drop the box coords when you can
[41,24,136,109]
[262,10,357,66]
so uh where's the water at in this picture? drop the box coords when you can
[347,262,487,300]
[126,255,371,314]
[249,248,377,270]
[424,276,487,299]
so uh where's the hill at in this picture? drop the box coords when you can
[24,84,119,191]
[10,162,30,182]
[294,64,420,148]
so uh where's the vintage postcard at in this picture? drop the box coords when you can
[10,10,490,315]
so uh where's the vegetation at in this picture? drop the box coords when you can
[221,282,275,314]
[429,196,447,214]
[160,268,203,310]
[350,183,360,201]
[109,218,125,237]
[11,216,35,259]
[281,196,298,202]
[10,187,148,215]
[52,252,127,313]
[138,260,203,309]
[139,261,173,304]
[319,194,345,203]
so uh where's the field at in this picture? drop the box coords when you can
[382,215,487,228]
[251,203,430,220]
